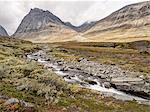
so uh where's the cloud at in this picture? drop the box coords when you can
[0,0,148,35]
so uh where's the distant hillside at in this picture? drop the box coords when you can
[65,21,96,32]
[83,1,150,42]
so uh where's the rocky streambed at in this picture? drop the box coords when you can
[27,50,150,104]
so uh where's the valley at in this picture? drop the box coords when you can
[0,37,150,112]
[0,1,150,112]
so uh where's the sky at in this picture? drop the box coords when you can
[0,0,148,35]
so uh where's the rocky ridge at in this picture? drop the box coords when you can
[65,21,96,32]
[0,25,8,36]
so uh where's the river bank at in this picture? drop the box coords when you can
[27,50,150,104]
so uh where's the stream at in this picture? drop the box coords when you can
[27,50,150,104]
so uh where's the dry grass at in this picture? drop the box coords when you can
[52,41,150,74]
[84,26,150,42]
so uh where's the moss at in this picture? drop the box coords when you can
[57,93,150,112]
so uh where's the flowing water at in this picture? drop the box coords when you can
[27,51,150,104]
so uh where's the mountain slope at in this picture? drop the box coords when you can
[65,21,96,32]
[84,1,150,42]
[0,25,8,36]
[13,8,77,43]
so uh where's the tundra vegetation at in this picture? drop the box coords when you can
[0,37,150,112]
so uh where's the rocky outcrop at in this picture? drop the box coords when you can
[0,25,8,36]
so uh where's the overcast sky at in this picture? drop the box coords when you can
[0,0,148,35]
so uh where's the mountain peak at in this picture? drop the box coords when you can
[30,8,43,13]
[14,8,65,35]
[30,8,51,14]
[13,7,78,41]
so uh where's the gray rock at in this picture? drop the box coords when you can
[20,100,34,108]
[103,82,111,88]
[4,98,19,105]
[16,85,27,91]
[84,79,97,85]
[0,25,8,36]
[60,66,69,71]
[97,74,108,79]
[112,83,132,91]
[77,57,84,62]
[57,61,64,65]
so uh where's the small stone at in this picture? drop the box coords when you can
[139,75,144,79]
[84,79,97,85]
[16,85,26,91]
[20,100,34,108]
[103,82,111,88]
[77,58,84,62]
[60,66,69,71]
[4,98,19,105]
[97,74,107,79]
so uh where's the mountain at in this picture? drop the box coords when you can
[65,21,96,32]
[13,1,150,43]
[13,8,77,43]
[84,1,150,42]
[0,25,8,36]
[76,21,96,32]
